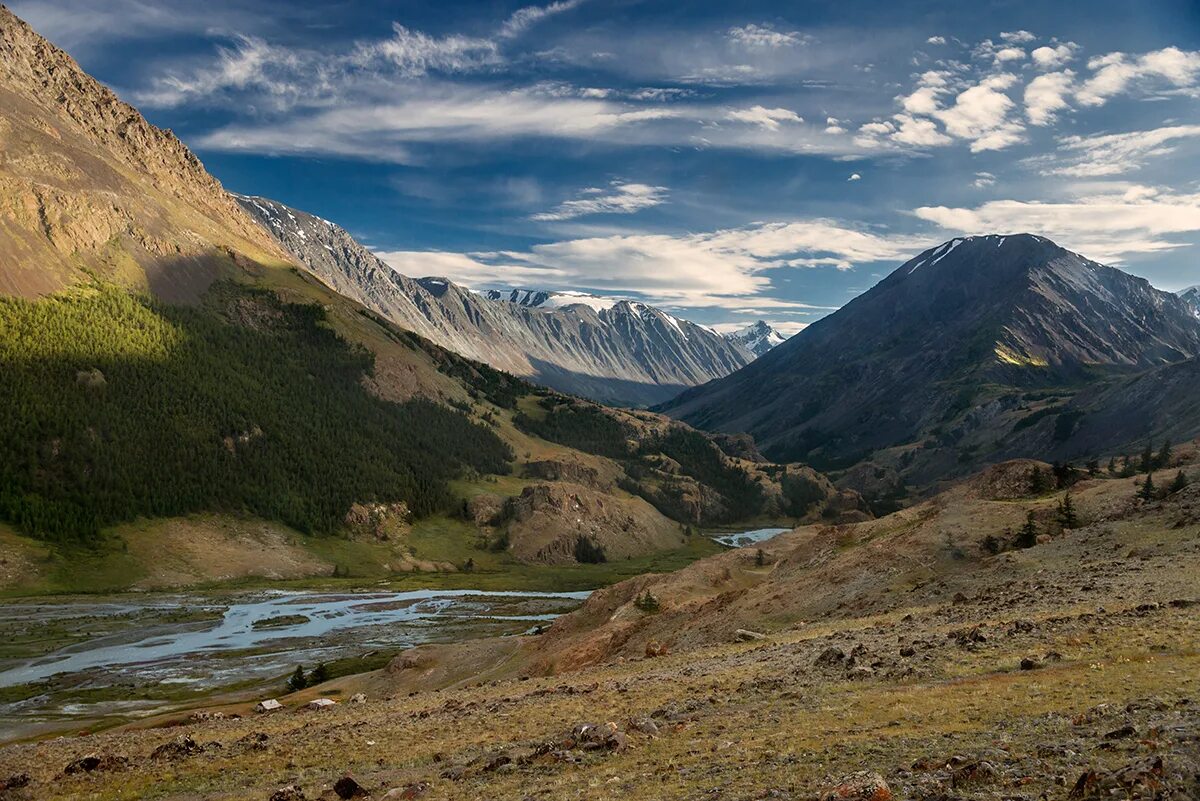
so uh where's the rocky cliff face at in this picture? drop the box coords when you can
[237,194,756,406]
[661,234,1200,485]
[0,6,291,300]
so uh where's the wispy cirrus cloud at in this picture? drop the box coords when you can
[531,181,668,221]
[727,23,810,49]
[1028,124,1200,177]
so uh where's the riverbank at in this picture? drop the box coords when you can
[0,516,728,599]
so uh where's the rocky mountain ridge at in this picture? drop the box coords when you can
[237,194,757,406]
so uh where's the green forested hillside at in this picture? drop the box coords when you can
[0,284,512,542]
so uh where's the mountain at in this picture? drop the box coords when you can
[661,234,1200,489]
[237,195,755,406]
[1181,285,1200,318]
[724,320,788,356]
[0,6,290,301]
[0,6,854,570]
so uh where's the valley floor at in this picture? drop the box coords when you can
[0,465,1197,800]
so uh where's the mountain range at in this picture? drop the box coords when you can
[661,234,1200,494]
[237,195,779,406]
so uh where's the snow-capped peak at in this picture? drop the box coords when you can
[725,321,787,357]
[480,287,620,313]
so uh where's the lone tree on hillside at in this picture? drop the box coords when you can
[287,665,307,692]
[1015,512,1040,549]
[1139,473,1156,502]
[1168,471,1189,495]
[1030,467,1049,495]
[1057,492,1079,530]
[634,590,661,613]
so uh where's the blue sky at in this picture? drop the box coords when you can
[15,0,1200,333]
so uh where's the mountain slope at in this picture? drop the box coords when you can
[0,6,291,301]
[661,234,1200,485]
[237,195,754,406]
[724,320,787,356]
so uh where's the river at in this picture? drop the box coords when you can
[0,588,587,742]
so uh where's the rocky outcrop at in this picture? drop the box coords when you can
[505,482,682,565]
[0,7,292,299]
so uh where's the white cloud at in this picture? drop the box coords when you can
[898,70,951,115]
[1031,42,1078,70]
[972,171,996,188]
[1037,124,1200,177]
[531,181,669,221]
[993,46,1026,63]
[727,23,809,48]
[847,173,861,181]
[725,105,803,130]
[1000,30,1037,44]
[824,116,847,134]
[933,73,1025,151]
[914,187,1200,262]
[376,251,568,287]
[384,220,928,308]
[1077,46,1200,106]
[1024,70,1074,125]
[926,36,947,46]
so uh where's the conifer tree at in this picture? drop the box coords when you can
[1168,471,1189,495]
[1140,443,1155,474]
[1155,439,1172,469]
[1057,492,1078,529]
[1015,512,1040,548]
[1139,473,1156,501]
[287,665,307,692]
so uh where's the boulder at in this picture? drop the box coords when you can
[150,735,206,760]
[63,754,129,775]
[333,775,368,799]
[735,629,766,641]
[818,771,892,801]
[381,782,430,800]
[348,693,367,704]
[814,646,847,667]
